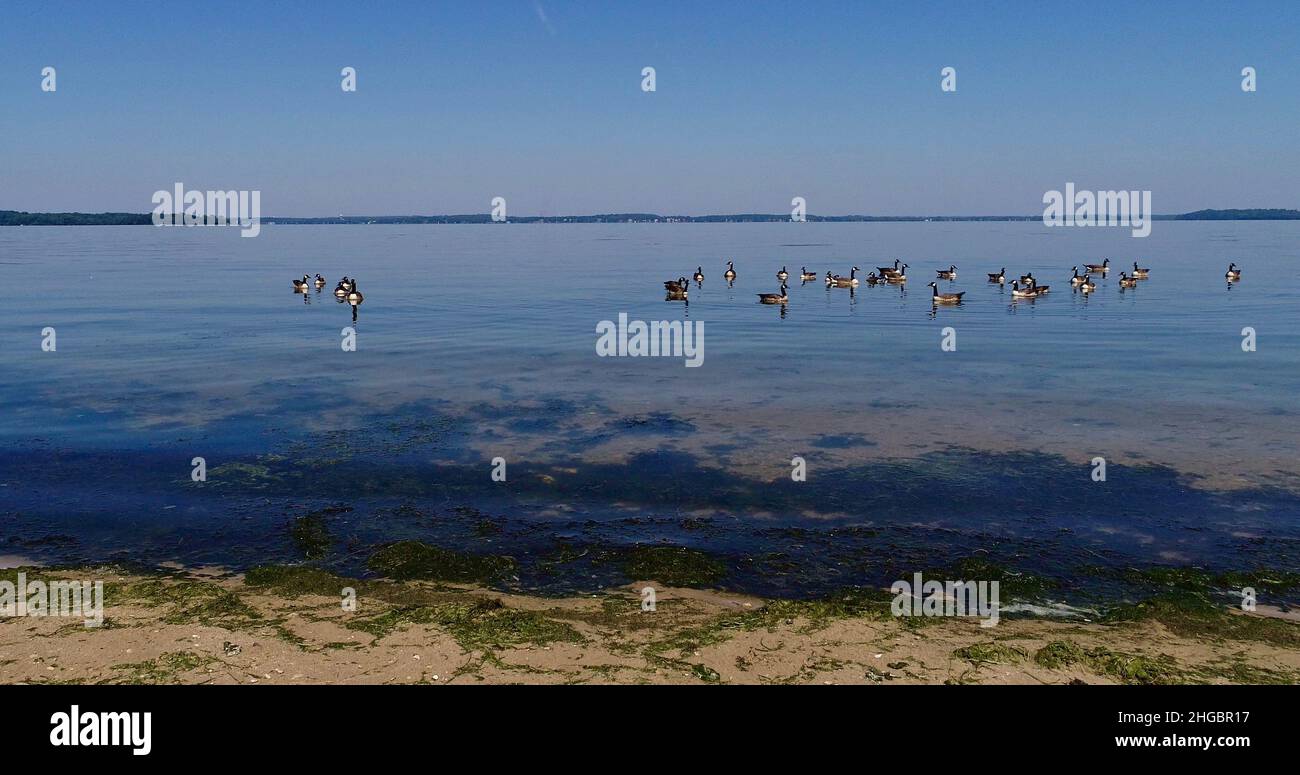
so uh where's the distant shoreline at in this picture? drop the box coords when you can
[2,208,1298,226]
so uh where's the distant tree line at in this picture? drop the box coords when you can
[0,211,152,225]
[1174,209,1300,220]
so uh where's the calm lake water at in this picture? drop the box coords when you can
[2,221,1298,602]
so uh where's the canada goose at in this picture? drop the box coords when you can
[877,259,902,276]
[1079,276,1096,293]
[1225,262,1242,281]
[292,274,311,292]
[927,282,964,304]
[1132,261,1150,278]
[664,276,688,292]
[800,267,818,281]
[1070,267,1087,285]
[723,261,736,281]
[757,283,789,304]
[1010,280,1040,298]
[864,271,882,285]
[884,264,908,282]
[1018,272,1036,286]
[936,265,957,280]
[827,267,861,287]
[314,273,327,288]
[777,266,789,282]
[666,284,688,300]
[333,276,352,297]
[346,280,364,304]
[693,267,704,283]
[987,268,1006,283]
[1084,258,1110,273]
[1118,272,1137,288]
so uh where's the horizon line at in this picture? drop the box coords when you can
[4,207,1300,225]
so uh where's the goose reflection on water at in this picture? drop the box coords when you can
[663,292,689,312]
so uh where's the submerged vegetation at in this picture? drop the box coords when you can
[621,545,727,588]
[366,541,516,583]
[941,557,1058,601]
[289,511,334,559]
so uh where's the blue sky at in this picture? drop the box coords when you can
[1,1,1297,216]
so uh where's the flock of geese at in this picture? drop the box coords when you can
[289,258,1248,314]
[664,259,1247,307]
[292,274,366,318]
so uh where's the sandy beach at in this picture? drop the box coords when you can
[3,565,1296,685]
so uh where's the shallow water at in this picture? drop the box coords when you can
[2,222,1298,599]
